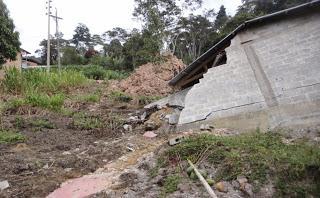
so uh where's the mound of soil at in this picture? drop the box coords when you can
[113,54,185,96]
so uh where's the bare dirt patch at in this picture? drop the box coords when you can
[0,83,140,198]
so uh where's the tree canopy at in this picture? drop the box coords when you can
[0,0,20,65]
[34,0,311,70]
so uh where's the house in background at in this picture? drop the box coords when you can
[147,1,320,135]
[21,56,42,68]
[2,48,31,70]
[2,48,42,70]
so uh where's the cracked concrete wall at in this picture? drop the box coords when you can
[178,12,320,131]
[144,87,192,109]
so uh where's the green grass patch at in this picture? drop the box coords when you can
[0,129,25,144]
[30,118,55,130]
[75,89,102,103]
[167,132,320,197]
[71,112,103,130]
[110,91,132,103]
[2,67,88,95]
[161,174,181,196]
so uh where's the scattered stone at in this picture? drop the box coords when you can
[62,151,71,155]
[128,116,140,123]
[237,176,248,185]
[231,180,240,189]
[140,112,147,121]
[43,164,49,169]
[64,168,73,172]
[126,143,135,152]
[168,114,179,125]
[200,124,214,131]
[143,131,158,138]
[123,124,133,132]
[177,183,191,192]
[215,181,228,193]
[0,180,9,191]
[168,136,184,146]
[240,183,253,197]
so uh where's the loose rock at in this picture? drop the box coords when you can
[144,121,159,131]
[215,181,228,193]
[241,183,254,197]
[0,180,9,191]
[123,124,133,132]
[168,114,179,125]
[143,131,158,138]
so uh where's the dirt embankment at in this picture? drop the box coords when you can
[112,55,185,97]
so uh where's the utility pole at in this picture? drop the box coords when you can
[46,0,52,72]
[51,8,63,73]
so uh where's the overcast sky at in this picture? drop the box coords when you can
[4,0,242,55]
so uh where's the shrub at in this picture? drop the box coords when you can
[83,65,106,80]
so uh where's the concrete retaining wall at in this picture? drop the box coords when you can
[178,12,320,132]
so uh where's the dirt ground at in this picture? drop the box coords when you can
[0,83,144,198]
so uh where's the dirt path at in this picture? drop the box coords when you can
[47,136,165,197]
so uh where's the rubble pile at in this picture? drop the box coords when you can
[113,54,185,96]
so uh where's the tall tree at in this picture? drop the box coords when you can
[35,37,68,64]
[173,14,217,63]
[0,0,20,65]
[214,5,229,31]
[71,23,92,54]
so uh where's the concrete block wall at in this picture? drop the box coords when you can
[178,12,320,130]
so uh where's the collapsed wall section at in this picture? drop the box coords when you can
[178,12,320,131]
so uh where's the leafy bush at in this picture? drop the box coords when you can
[83,65,106,80]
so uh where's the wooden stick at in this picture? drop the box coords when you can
[187,159,217,198]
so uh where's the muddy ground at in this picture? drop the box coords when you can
[0,84,145,198]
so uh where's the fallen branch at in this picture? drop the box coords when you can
[187,159,217,198]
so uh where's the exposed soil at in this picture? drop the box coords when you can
[110,54,185,96]
[0,83,142,198]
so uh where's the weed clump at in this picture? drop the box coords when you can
[110,91,132,103]
[0,129,25,144]
[71,112,103,130]
[162,175,181,195]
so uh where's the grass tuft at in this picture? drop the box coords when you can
[0,129,25,144]
[110,91,132,103]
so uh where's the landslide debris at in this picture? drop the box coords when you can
[111,54,185,97]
